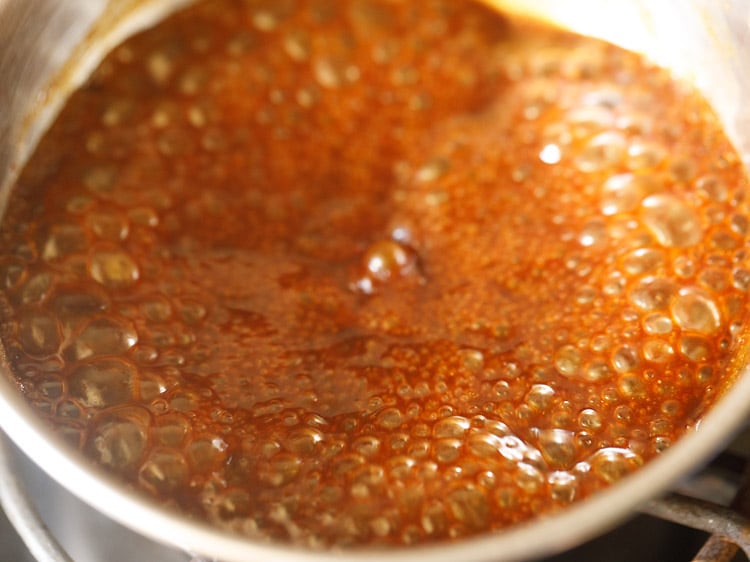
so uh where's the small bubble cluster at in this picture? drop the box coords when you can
[1,0,749,551]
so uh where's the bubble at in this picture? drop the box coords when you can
[602,271,627,296]
[578,220,607,247]
[486,419,515,438]
[19,273,52,306]
[446,485,488,530]
[516,462,544,493]
[69,358,138,408]
[492,487,518,515]
[582,360,611,383]
[661,400,681,417]
[409,440,431,459]
[525,384,555,411]
[612,345,640,373]
[42,224,87,261]
[0,257,26,290]
[696,174,728,202]
[415,158,450,183]
[128,207,159,227]
[458,349,484,373]
[618,374,646,398]
[187,106,207,128]
[575,132,626,173]
[29,374,59,398]
[187,436,229,473]
[674,256,696,278]
[434,439,462,463]
[147,51,173,85]
[90,250,140,288]
[578,408,602,430]
[217,489,252,519]
[566,105,614,135]
[671,288,722,334]
[541,122,572,152]
[641,194,702,247]
[17,312,61,357]
[68,317,138,360]
[313,56,360,89]
[643,313,673,335]
[642,339,674,363]
[629,277,674,311]
[554,345,581,377]
[153,414,190,447]
[350,0,394,31]
[375,407,403,430]
[388,455,416,480]
[390,65,419,87]
[648,419,671,439]
[283,30,311,61]
[600,173,658,216]
[139,449,188,494]
[168,390,199,413]
[627,142,664,170]
[622,248,664,276]
[589,448,643,483]
[295,87,319,108]
[353,464,385,488]
[537,429,576,470]
[590,335,611,353]
[134,367,162,398]
[368,516,391,538]
[179,300,207,324]
[669,158,696,183]
[679,334,712,362]
[421,501,448,535]
[576,285,596,304]
[53,289,109,322]
[464,433,499,459]
[252,10,278,31]
[284,428,324,455]
[101,99,134,127]
[434,416,470,438]
[66,195,95,215]
[511,165,531,183]
[734,268,750,291]
[141,297,172,322]
[87,213,129,242]
[83,165,118,195]
[55,399,81,419]
[502,436,538,464]
[549,471,578,503]
[88,408,150,473]
[361,240,418,284]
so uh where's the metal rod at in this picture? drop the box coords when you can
[691,536,740,562]
[692,454,750,561]
[642,493,750,558]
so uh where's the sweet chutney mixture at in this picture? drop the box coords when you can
[2,0,750,549]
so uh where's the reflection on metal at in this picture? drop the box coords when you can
[0,436,72,562]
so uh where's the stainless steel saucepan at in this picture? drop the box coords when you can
[1,1,749,560]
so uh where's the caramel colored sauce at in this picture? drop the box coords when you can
[2,0,750,548]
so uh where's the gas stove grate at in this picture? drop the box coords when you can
[643,492,750,562]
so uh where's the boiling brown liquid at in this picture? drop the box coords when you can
[2,0,749,548]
